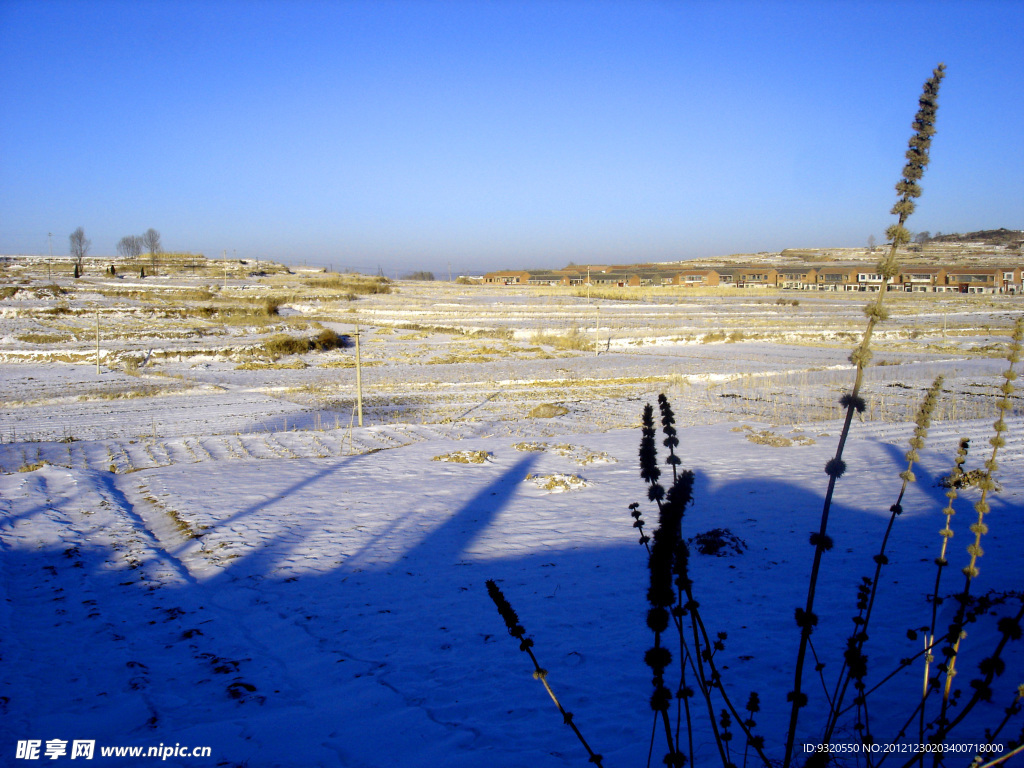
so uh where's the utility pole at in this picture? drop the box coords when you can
[47,233,52,281]
[354,325,363,427]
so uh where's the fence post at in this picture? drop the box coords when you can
[355,325,363,427]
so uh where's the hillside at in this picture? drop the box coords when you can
[714,230,1022,268]
[927,228,1024,247]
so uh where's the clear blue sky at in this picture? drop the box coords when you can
[1,0,1021,275]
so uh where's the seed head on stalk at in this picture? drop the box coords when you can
[783,63,947,768]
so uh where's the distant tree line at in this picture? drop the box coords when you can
[65,227,162,277]
[118,228,162,267]
[116,234,144,259]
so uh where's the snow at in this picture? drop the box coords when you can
[1,275,1022,766]
[2,413,1022,767]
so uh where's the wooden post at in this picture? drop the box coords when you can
[355,325,363,427]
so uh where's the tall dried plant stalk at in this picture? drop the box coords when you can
[935,317,1023,735]
[783,63,946,767]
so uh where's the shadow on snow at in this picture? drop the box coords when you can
[1,444,1020,768]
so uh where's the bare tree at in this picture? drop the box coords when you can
[116,235,143,259]
[867,234,876,253]
[69,227,90,269]
[142,228,162,268]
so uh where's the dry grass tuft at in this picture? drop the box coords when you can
[938,467,1002,492]
[432,450,492,464]
[16,332,72,344]
[512,441,616,465]
[525,472,590,492]
[304,274,393,295]
[531,326,592,351]
[261,329,348,359]
[741,425,816,447]
[528,403,569,419]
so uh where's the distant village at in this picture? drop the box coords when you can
[483,263,1024,294]
[481,231,1024,294]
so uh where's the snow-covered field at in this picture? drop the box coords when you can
[2,261,1022,767]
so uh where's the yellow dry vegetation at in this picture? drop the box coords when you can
[432,450,492,464]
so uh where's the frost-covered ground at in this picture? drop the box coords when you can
[1,263,1022,766]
